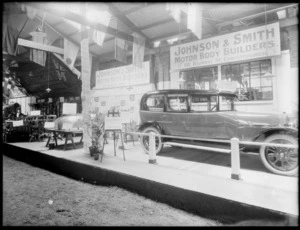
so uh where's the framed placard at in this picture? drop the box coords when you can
[105,117,122,130]
[44,122,55,129]
[120,100,126,106]
[30,110,41,115]
[130,94,135,101]
[62,103,77,115]
[120,112,131,124]
[62,123,73,130]
[12,120,24,127]
[216,80,237,92]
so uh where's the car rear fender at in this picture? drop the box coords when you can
[137,122,166,135]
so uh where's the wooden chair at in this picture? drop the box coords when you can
[123,120,137,145]
[29,115,45,142]
[39,115,57,139]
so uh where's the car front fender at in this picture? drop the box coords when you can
[252,127,298,142]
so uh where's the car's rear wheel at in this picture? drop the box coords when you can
[259,134,298,176]
[140,126,163,155]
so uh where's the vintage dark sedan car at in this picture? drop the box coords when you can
[138,89,298,176]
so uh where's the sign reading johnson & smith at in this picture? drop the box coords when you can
[170,22,281,71]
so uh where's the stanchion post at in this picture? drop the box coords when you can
[148,132,157,164]
[231,137,241,180]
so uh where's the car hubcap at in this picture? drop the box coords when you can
[265,140,298,172]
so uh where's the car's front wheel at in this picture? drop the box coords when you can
[140,126,163,155]
[259,134,298,176]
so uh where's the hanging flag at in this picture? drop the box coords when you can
[166,3,185,23]
[64,38,79,69]
[90,10,111,46]
[25,5,37,20]
[2,23,18,55]
[92,30,106,46]
[53,57,67,82]
[115,38,128,63]
[9,86,28,98]
[54,53,81,79]
[132,32,145,68]
[187,3,203,39]
[29,30,47,66]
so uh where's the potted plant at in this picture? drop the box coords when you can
[87,111,105,160]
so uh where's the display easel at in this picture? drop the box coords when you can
[101,111,125,162]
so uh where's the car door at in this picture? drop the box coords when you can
[140,93,165,126]
[162,93,189,136]
[187,94,210,138]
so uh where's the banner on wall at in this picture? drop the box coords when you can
[95,61,150,89]
[170,22,281,71]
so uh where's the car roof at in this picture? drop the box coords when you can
[143,89,237,97]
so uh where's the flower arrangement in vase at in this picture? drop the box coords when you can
[87,111,105,160]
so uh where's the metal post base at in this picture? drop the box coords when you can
[149,159,157,164]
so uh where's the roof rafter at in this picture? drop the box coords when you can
[122,3,149,15]
[34,15,93,55]
[150,29,191,43]
[139,18,174,31]
[107,3,150,45]
[27,2,152,49]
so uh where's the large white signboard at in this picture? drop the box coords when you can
[62,103,77,115]
[105,117,123,130]
[30,110,41,115]
[95,61,150,89]
[12,120,24,127]
[44,122,55,129]
[216,80,237,92]
[170,22,281,71]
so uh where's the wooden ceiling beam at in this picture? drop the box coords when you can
[28,2,152,49]
[18,38,64,54]
[34,15,90,55]
[108,3,150,43]
[139,18,174,31]
[150,29,191,43]
[122,3,149,15]
[51,19,65,27]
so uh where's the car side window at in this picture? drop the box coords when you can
[210,96,218,111]
[145,95,164,112]
[219,96,234,111]
[166,94,188,112]
[190,95,209,112]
